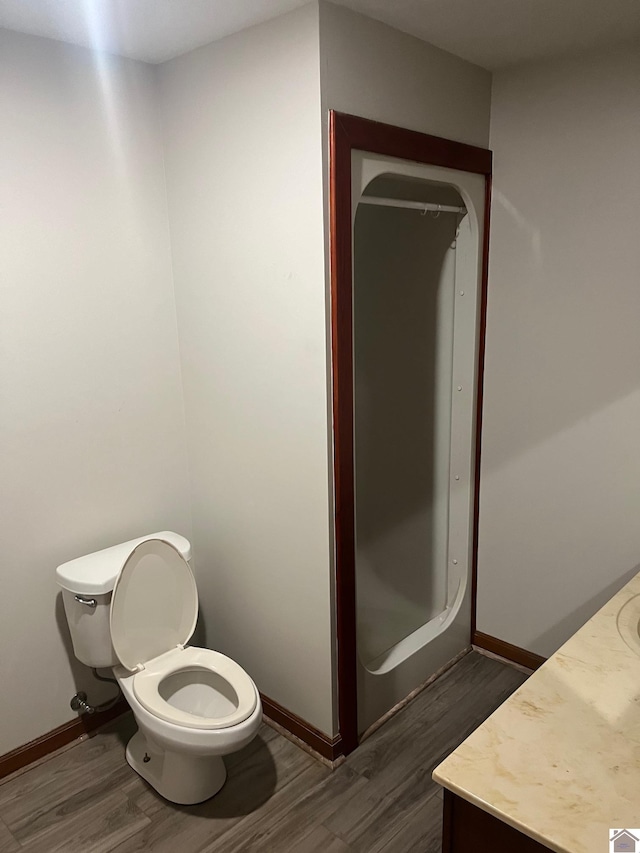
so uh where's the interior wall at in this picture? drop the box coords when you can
[319,1,492,146]
[0,29,191,755]
[477,44,640,657]
[157,5,335,736]
[354,203,459,666]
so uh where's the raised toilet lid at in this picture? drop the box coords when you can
[110,538,198,671]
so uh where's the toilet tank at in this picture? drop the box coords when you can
[56,531,191,668]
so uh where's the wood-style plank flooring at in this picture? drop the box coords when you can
[0,652,527,852]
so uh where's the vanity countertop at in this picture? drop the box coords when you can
[433,571,640,853]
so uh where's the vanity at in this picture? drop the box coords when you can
[433,572,640,853]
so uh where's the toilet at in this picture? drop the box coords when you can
[56,532,262,804]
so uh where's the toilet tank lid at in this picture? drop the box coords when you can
[56,532,192,595]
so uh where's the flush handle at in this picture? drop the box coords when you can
[74,595,97,608]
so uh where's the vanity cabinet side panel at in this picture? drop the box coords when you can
[442,790,553,853]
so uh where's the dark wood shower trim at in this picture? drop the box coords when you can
[329,111,493,756]
[331,113,492,175]
[469,172,492,642]
[330,110,359,757]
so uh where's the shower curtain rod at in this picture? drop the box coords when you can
[359,196,466,215]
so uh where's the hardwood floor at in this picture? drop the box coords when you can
[0,652,527,852]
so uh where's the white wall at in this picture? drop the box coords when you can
[157,5,335,735]
[477,45,640,657]
[0,29,191,755]
[319,1,491,146]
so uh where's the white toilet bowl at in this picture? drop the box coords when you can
[57,533,262,804]
[116,650,262,803]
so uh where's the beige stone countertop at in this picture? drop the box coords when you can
[433,571,640,853]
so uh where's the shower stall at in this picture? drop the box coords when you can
[330,113,491,751]
[353,154,485,734]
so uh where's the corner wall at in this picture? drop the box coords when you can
[157,5,335,735]
[319,2,492,146]
[477,45,640,656]
[0,29,191,755]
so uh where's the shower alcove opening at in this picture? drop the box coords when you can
[330,113,492,753]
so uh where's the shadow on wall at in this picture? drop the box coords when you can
[483,188,640,476]
[533,564,640,655]
[191,611,207,649]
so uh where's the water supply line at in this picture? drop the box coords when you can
[70,669,121,715]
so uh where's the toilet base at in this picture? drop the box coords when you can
[125,730,227,805]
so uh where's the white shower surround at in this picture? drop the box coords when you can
[352,152,485,733]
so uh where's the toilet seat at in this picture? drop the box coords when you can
[132,646,258,730]
[110,538,257,731]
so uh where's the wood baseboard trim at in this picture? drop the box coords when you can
[0,697,129,782]
[473,631,546,671]
[1,691,345,781]
[260,694,343,763]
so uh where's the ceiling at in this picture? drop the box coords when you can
[1,0,639,69]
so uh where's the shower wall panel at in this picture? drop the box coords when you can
[354,206,459,667]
